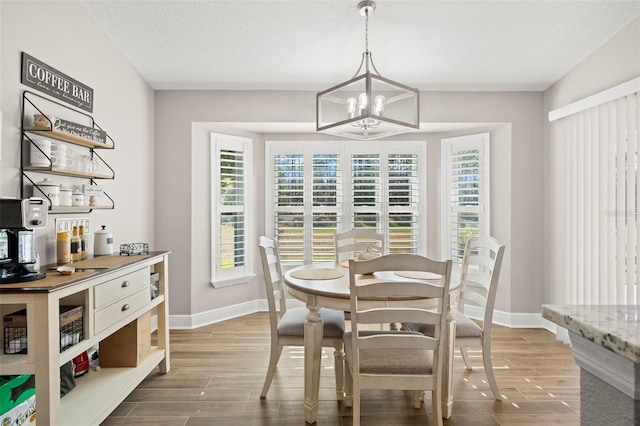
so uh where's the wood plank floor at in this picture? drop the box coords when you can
[101,313,580,425]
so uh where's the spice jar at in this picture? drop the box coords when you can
[79,225,87,260]
[70,226,81,262]
[72,191,85,207]
[57,231,70,264]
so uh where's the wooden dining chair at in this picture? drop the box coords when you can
[258,236,346,400]
[405,236,505,400]
[334,229,385,264]
[343,254,452,426]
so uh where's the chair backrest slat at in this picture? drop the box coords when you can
[357,308,441,326]
[335,229,385,262]
[259,236,287,334]
[354,281,445,299]
[358,333,439,351]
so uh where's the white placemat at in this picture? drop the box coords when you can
[290,268,345,280]
[394,271,441,281]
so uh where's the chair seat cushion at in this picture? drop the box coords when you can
[405,310,483,338]
[278,307,345,338]
[343,330,433,374]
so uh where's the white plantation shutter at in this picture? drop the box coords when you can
[266,141,426,264]
[387,153,419,253]
[211,133,253,286]
[349,152,420,253]
[549,80,640,305]
[442,133,490,266]
[273,154,305,264]
[312,154,341,262]
[351,154,381,233]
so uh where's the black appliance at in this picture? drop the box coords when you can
[0,198,48,284]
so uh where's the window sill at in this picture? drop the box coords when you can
[210,273,256,289]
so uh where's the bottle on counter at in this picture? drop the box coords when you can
[79,225,87,260]
[57,231,71,264]
[70,226,81,262]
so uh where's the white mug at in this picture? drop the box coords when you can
[50,143,73,169]
[29,139,51,166]
[51,156,73,169]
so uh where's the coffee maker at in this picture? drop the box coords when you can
[0,198,49,284]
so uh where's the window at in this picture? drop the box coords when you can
[211,133,253,287]
[266,141,425,265]
[441,133,490,266]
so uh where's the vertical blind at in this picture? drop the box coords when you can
[549,88,639,305]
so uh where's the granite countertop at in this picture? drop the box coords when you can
[542,305,640,363]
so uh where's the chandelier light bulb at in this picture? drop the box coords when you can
[347,97,357,118]
[358,93,368,114]
[374,95,385,115]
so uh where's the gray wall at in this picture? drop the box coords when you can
[542,17,640,304]
[155,90,541,316]
[1,2,156,263]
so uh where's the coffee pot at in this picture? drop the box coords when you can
[0,198,49,284]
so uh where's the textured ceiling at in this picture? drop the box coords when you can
[80,0,640,92]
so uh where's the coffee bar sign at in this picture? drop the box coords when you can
[21,52,93,113]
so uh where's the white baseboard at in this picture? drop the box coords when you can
[168,299,553,331]
[169,300,264,329]
[453,305,549,329]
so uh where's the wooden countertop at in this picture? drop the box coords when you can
[0,251,169,293]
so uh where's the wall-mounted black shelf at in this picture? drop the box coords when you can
[20,90,116,214]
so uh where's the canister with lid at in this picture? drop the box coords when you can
[35,178,61,206]
[59,186,73,207]
[94,225,113,256]
[72,190,85,207]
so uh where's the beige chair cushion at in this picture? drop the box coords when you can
[405,310,483,338]
[343,330,433,374]
[278,307,345,338]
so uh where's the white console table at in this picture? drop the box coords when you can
[542,305,640,426]
[0,251,171,426]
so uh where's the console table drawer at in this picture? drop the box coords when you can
[94,287,150,334]
[94,267,150,310]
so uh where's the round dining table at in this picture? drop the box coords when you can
[285,261,461,424]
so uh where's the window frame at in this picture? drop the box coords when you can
[440,132,490,266]
[265,140,427,265]
[210,133,254,287]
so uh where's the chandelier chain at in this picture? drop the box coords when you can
[364,7,369,53]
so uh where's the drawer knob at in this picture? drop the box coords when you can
[121,304,130,311]
[121,281,130,288]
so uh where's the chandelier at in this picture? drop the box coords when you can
[316,0,420,140]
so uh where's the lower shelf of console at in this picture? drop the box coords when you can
[60,347,165,426]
